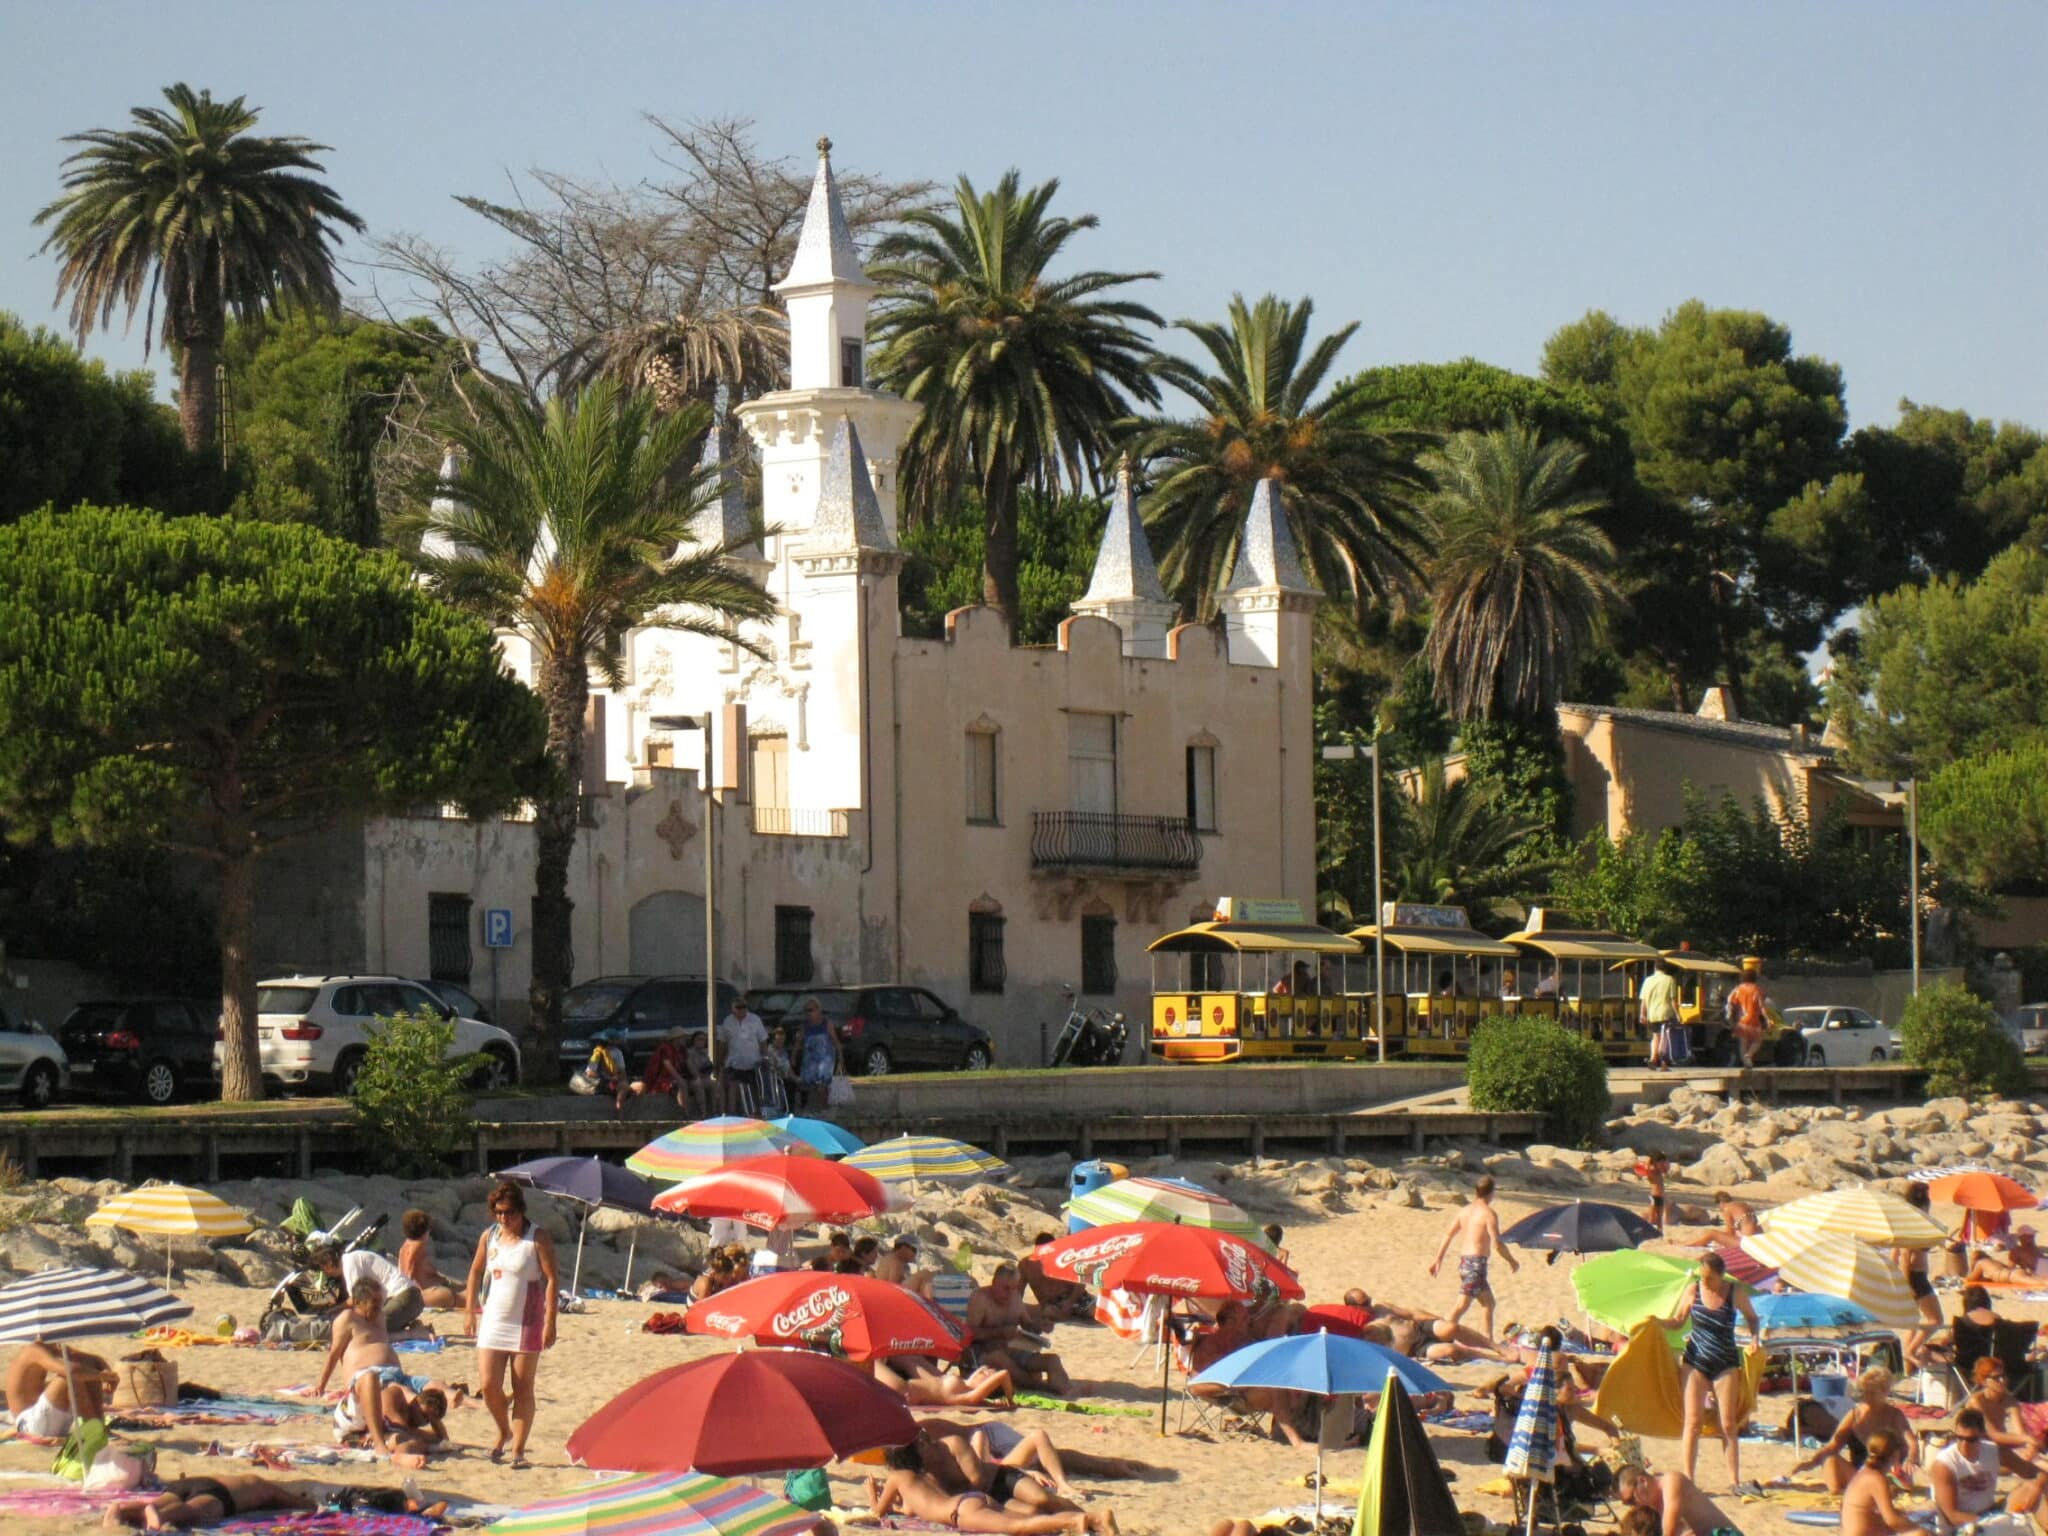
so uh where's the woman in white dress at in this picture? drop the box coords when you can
[462,1182,558,1468]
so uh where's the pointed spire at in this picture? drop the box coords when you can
[810,416,894,552]
[420,448,466,563]
[694,419,759,560]
[1224,477,1316,595]
[1081,459,1169,604]
[777,136,870,291]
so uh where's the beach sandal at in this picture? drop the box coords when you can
[512,1453,532,1470]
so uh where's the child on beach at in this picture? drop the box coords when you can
[1635,1152,1671,1234]
[397,1209,463,1309]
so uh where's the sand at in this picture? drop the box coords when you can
[2,1163,2031,1536]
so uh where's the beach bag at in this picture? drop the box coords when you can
[83,1448,149,1492]
[784,1468,832,1511]
[112,1355,178,1409]
[827,1074,854,1107]
[51,1417,110,1483]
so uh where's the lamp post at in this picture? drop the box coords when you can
[1322,730,1386,1063]
[1907,776,1921,996]
[653,712,719,1061]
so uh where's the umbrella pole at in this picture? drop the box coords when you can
[1314,1440,1324,1527]
[573,1206,588,1298]
[1159,1325,1171,1436]
[625,1226,639,1293]
[164,1235,173,1288]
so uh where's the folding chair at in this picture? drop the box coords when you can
[1995,1319,2043,1401]
[927,1270,975,1330]
[1170,1314,1230,1437]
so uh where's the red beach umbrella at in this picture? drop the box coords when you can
[568,1351,915,1475]
[1930,1171,2038,1214]
[684,1270,967,1362]
[1300,1303,1375,1340]
[651,1154,891,1229]
[1035,1222,1304,1302]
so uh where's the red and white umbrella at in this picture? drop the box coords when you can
[651,1153,891,1230]
[1035,1221,1303,1302]
[684,1270,966,1362]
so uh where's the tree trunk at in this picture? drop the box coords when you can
[178,331,222,461]
[529,648,588,1076]
[217,850,263,1102]
[981,470,1021,643]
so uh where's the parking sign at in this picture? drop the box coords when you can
[483,908,515,949]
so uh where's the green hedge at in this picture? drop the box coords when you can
[1899,981,2027,1100]
[1467,1014,1612,1147]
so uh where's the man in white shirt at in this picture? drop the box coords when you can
[720,995,770,1114]
[313,1241,423,1331]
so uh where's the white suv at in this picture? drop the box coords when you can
[223,976,522,1095]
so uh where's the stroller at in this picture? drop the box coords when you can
[259,1206,388,1341]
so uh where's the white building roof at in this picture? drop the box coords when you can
[776,137,870,292]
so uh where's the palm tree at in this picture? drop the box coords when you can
[35,83,365,455]
[1385,759,1559,925]
[1419,419,1624,721]
[396,377,777,1064]
[870,171,1161,638]
[1133,293,1425,617]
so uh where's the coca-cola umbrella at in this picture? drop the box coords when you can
[684,1270,967,1362]
[651,1154,892,1231]
[568,1350,915,1475]
[1032,1222,1304,1431]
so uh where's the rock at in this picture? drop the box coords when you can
[1386,1181,1424,1209]
[215,1246,290,1287]
[0,1229,75,1273]
[1994,1139,2032,1164]
[1960,1139,1993,1159]
[1752,1147,1793,1174]
[1925,1098,1974,1130]
[1688,1144,1756,1188]
[1294,1169,1341,1196]
[1785,1158,1857,1192]
[1748,1119,1782,1149]
[1880,1106,1941,1133]
[1439,1149,1469,1172]
[1528,1145,1596,1172]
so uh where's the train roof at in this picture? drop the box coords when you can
[1147,921,1362,956]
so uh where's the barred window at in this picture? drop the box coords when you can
[775,905,815,985]
[1081,913,1118,995]
[428,893,473,985]
[969,911,1007,994]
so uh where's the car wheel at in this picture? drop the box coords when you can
[1869,1048,1886,1063]
[20,1061,57,1109]
[1805,1045,1826,1068]
[138,1060,179,1106]
[962,1043,992,1072]
[331,1051,367,1096]
[471,1046,517,1092]
[861,1044,893,1078]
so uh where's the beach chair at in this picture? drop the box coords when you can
[927,1270,975,1330]
[1170,1315,1229,1437]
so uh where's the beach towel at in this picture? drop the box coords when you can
[1593,1319,1765,1440]
[110,1395,315,1428]
[391,1337,442,1354]
[1012,1393,1148,1417]
[826,1508,953,1531]
[0,1487,128,1517]
[218,1514,439,1536]
[1420,1409,1494,1433]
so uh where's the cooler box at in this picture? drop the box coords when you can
[1065,1159,1129,1232]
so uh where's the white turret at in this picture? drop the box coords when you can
[1219,477,1319,668]
[776,137,876,393]
[1073,460,1178,657]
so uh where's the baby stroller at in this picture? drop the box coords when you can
[259,1207,387,1341]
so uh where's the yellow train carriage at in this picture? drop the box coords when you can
[1146,901,1366,1063]
[1344,904,1534,1057]
[1502,907,1662,1060]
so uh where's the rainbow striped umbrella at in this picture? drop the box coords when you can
[1066,1176,1269,1246]
[488,1471,819,1536]
[626,1118,814,1182]
[843,1134,1008,1185]
[87,1185,253,1284]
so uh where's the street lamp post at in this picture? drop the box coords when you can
[1321,732,1387,1063]
[1907,776,1921,997]
[654,713,719,1062]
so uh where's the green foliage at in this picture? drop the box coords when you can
[1385,760,1560,924]
[1467,1014,1611,1147]
[1898,981,2027,1100]
[348,1009,479,1176]
[1920,746,2048,892]
[1831,546,2048,777]
[1456,717,1572,842]
[0,314,207,523]
[1675,790,1904,957]
[1551,828,1711,948]
[900,489,1105,644]
[0,840,218,996]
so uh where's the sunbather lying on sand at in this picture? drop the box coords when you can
[919,1418,1152,1497]
[876,1355,1016,1407]
[870,1443,1119,1534]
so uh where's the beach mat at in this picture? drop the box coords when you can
[0,1488,128,1518]
[218,1514,440,1536]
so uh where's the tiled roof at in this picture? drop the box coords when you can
[1081,460,1169,605]
[1559,701,1834,756]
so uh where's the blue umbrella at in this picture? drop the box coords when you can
[768,1115,866,1157]
[1504,1344,1559,1536]
[496,1155,662,1295]
[1753,1292,1877,1332]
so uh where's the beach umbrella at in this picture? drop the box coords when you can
[652,1154,891,1230]
[1501,1199,1658,1256]
[1751,1292,1878,1332]
[85,1185,252,1285]
[1196,1330,1449,1523]
[767,1114,865,1157]
[1740,1230,1919,1328]
[1710,1241,1778,1289]
[683,1270,967,1362]
[1352,1376,1465,1536]
[1761,1187,1947,1249]
[568,1351,915,1475]
[1930,1171,2038,1214]
[843,1133,1008,1185]
[1065,1175,1270,1247]
[489,1471,821,1536]
[626,1118,813,1182]
[1569,1250,1697,1333]
[496,1156,661,1297]
[1503,1344,1560,1536]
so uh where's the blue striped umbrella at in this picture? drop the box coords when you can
[0,1267,191,1344]
[1504,1343,1560,1534]
[768,1115,866,1157]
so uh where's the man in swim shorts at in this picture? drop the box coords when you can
[1428,1174,1518,1341]
[5,1340,111,1440]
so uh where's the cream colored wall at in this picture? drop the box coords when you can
[1559,708,1813,840]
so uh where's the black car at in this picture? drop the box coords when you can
[59,998,219,1105]
[556,974,738,1077]
[753,985,993,1077]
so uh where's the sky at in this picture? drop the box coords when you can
[3,1,2043,431]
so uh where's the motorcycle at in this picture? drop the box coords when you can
[1049,987,1129,1067]
[258,1207,388,1341]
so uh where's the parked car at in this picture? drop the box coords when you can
[557,975,739,1079]
[0,1000,68,1108]
[59,998,218,1105]
[1778,1005,1899,1067]
[752,985,993,1077]
[223,976,522,1094]
[414,979,492,1026]
[2005,1004,2048,1055]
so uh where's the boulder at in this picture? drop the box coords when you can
[1959,1139,1994,1160]
[1386,1181,1424,1210]
[215,1246,290,1287]
[1925,1098,1974,1130]
[1689,1143,1756,1188]
[1294,1169,1341,1196]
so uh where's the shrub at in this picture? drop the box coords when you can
[349,1008,478,1176]
[1899,981,2028,1100]
[1467,1014,1612,1147]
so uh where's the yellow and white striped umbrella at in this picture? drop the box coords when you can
[87,1185,253,1239]
[1759,1188,1947,1250]
[1740,1230,1921,1328]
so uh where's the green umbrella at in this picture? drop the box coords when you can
[1351,1376,1463,1536]
[1569,1250,1697,1333]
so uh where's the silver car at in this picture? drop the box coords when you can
[0,1000,69,1108]
[1779,1005,1898,1067]
[2006,1005,2048,1055]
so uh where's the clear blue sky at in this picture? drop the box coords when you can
[5,1,2043,430]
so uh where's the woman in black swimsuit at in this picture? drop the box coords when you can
[1899,1183,1943,1370]
[1663,1252,1761,1491]
[106,1474,312,1529]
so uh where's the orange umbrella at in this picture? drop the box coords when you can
[1930,1171,2038,1213]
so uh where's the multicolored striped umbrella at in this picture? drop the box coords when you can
[843,1134,1008,1185]
[86,1185,253,1283]
[625,1118,814,1182]
[1760,1187,1947,1249]
[1065,1176,1267,1246]
[767,1115,866,1157]
[488,1471,820,1536]
[1740,1230,1920,1328]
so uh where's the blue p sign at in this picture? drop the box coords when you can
[483,908,515,949]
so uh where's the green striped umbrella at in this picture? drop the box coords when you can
[1066,1176,1271,1247]
[488,1471,818,1536]
[842,1134,1008,1184]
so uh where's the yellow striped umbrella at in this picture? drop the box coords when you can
[1759,1188,1947,1249]
[1739,1229,1920,1328]
[87,1185,254,1283]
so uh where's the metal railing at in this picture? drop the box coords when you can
[1030,811,1202,874]
[750,805,851,838]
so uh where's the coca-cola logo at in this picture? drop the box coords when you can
[890,1335,938,1352]
[1049,1230,1146,1276]
[741,1210,779,1229]
[697,1310,748,1334]
[1139,1272,1202,1293]
[771,1287,851,1336]
[1221,1240,1255,1293]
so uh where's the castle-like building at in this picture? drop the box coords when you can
[251,142,1318,1065]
